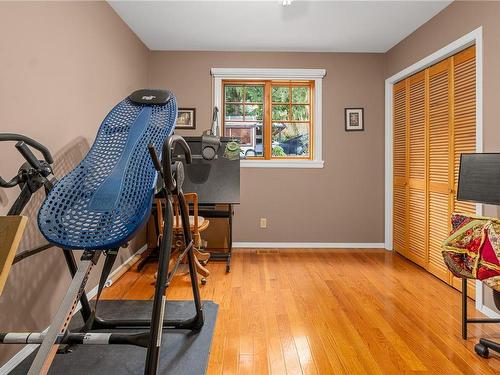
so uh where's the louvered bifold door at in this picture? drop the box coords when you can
[427,60,452,282]
[451,46,477,297]
[407,71,427,267]
[393,80,408,256]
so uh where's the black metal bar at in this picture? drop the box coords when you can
[13,244,53,264]
[166,240,193,285]
[461,278,500,340]
[7,183,32,216]
[0,331,150,348]
[478,338,500,355]
[467,318,500,324]
[144,197,174,375]
[92,315,203,330]
[462,278,468,339]
[198,203,233,272]
[227,203,233,273]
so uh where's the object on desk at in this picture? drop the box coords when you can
[441,152,500,358]
[174,136,240,272]
[201,107,220,160]
[223,140,241,160]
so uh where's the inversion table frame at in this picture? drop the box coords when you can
[0,91,204,375]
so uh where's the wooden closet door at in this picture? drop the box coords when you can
[393,46,477,296]
[393,80,408,256]
[451,46,477,296]
[427,60,452,282]
[407,71,427,267]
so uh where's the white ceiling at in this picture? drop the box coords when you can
[108,0,452,52]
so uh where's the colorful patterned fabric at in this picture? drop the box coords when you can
[442,213,500,291]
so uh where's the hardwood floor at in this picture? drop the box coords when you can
[102,249,500,374]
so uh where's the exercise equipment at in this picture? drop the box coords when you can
[0,132,103,333]
[0,89,204,375]
[201,107,220,160]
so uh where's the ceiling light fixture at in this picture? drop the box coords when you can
[282,0,292,6]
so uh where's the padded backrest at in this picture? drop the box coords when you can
[38,90,177,250]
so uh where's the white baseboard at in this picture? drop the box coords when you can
[74,244,148,310]
[233,242,386,249]
[0,244,147,375]
[479,305,500,319]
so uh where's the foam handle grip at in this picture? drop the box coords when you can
[0,133,53,164]
[147,144,162,173]
[15,141,42,170]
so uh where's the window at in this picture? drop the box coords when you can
[224,84,265,155]
[212,68,325,168]
[223,81,313,159]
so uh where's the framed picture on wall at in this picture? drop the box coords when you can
[345,108,364,131]
[176,108,196,130]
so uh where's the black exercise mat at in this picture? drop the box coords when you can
[11,300,218,375]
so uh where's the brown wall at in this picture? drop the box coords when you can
[385,0,500,313]
[150,51,386,243]
[0,1,149,365]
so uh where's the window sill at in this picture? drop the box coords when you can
[240,159,324,169]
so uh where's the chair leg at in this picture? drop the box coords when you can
[194,254,210,278]
[194,247,210,262]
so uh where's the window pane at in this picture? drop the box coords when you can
[225,122,264,157]
[272,105,289,121]
[245,104,263,121]
[226,128,252,145]
[225,104,243,121]
[245,86,264,103]
[271,122,309,157]
[292,105,310,121]
[292,87,309,103]
[225,86,243,102]
[272,86,289,103]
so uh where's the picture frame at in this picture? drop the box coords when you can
[345,108,364,132]
[176,108,196,130]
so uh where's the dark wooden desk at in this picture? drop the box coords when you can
[138,137,240,272]
[174,137,240,272]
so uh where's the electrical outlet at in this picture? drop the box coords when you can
[260,218,267,229]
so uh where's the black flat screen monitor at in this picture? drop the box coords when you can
[457,153,500,205]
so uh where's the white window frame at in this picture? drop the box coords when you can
[211,68,326,168]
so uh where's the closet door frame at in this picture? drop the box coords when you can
[385,27,483,307]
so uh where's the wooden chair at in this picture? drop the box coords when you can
[0,216,28,296]
[156,193,210,284]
